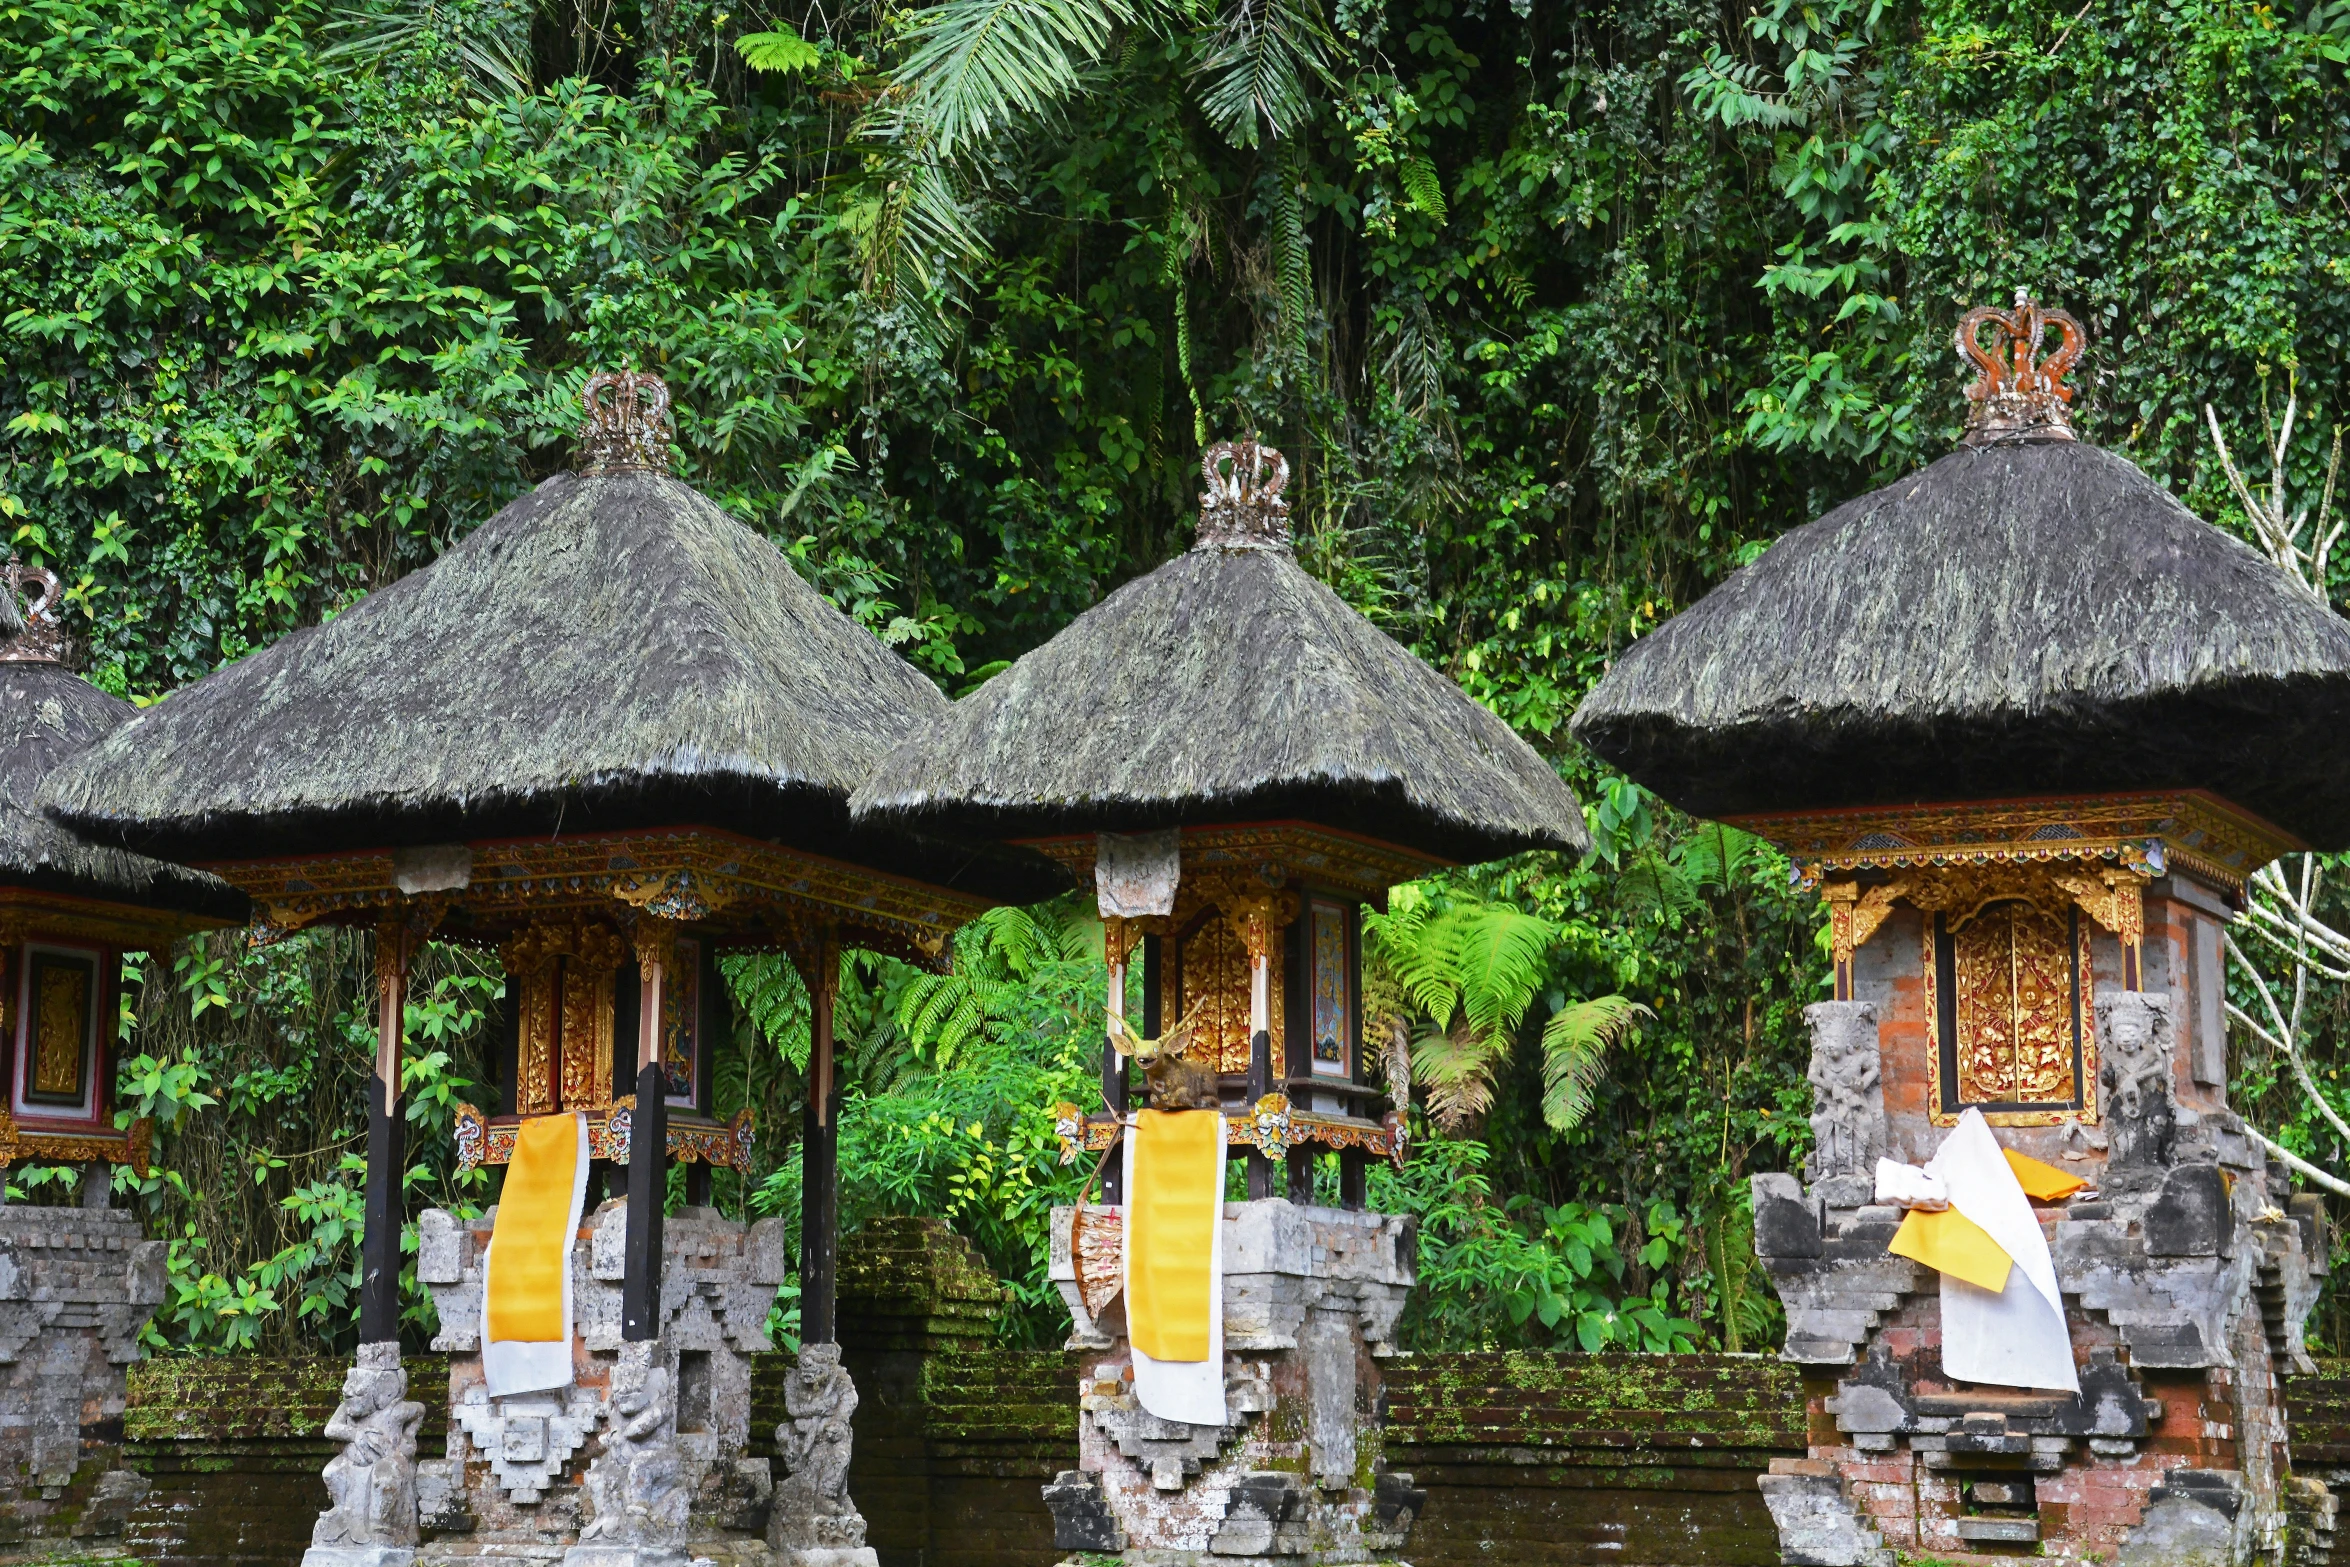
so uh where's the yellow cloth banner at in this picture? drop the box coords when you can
[486,1113,582,1344]
[1888,1205,2013,1293]
[1126,1108,1222,1363]
[2003,1147,2088,1202]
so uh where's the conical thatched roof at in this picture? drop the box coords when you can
[0,566,244,919]
[852,441,1587,866]
[40,383,1056,898]
[1570,426,2350,846]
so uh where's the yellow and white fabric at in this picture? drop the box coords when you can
[1123,1108,1225,1425]
[482,1111,589,1398]
[1875,1109,2080,1393]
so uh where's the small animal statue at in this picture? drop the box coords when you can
[1109,1002,1222,1111]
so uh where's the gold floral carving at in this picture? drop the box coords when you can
[499,922,628,1115]
[1102,917,1143,971]
[1923,895,2101,1129]
[1822,880,1911,967]
[1953,900,2078,1104]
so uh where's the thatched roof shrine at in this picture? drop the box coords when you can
[0,564,244,921]
[852,440,1587,867]
[40,377,1054,902]
[1571,297,2350,850]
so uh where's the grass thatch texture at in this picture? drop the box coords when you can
[1570,440,2350,845]
[853,543,1588,866]
[41,473,1020,879]
[0,664,245,917]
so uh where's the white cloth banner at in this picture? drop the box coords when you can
[1123,1129,1226,1425]
[1922,1109,2077,1393]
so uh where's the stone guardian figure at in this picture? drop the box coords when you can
[2097,987,2177,1190]
[1802,1000,1885,1207]
[769,1342,877,1567]
[568,1340,689,1567]
[304,1341,425,1567]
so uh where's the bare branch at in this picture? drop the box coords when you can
[2247,1124,2350,1199]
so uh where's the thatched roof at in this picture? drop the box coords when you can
[41,453,1060,899]
[1570,437,2350,846]
[0,661,245,919]
[852,442,1587,866]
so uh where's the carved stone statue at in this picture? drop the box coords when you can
[1802,1000,1885,1205]
[574,1341,688,1561]
[770,1342,878,1566]
[2098,988,2177,1188]
[303,1342,425,1567]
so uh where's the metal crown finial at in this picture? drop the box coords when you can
[1195,438,1291,551]
[0,559,65,665]
[576,370,674,475]
[1957,294,2084,446]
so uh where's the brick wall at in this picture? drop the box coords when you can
[99,1348,2350,1567]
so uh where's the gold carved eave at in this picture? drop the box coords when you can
[1825,861,2152,995]
[0,887,227,952]
[1022,821,1444,904]
[1731,789,2296,897]
[206,825,989,958]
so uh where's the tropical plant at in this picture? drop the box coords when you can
[1367,885,1647,1133]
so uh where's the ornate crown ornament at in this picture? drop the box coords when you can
[575,369,674,475]
[1195,438,1291,550]
[0,559,67,665]
[1957,289,2085,446]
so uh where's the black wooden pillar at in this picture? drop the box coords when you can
[359,924,410,1345]
[622,923,671,1341]
[800,929,841,1346]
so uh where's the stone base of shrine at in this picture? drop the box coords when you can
[1044,1198,1420,1566]
[773,1547,878,1567]
[409,1201,788,1559]
[0,1201,166,1548]
[305,1545,420,1567]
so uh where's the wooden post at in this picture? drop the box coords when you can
[622,921,672,1341]
[1102,920,1135,1204]
[1245,946,1276,1200]
[800,928,840,1346]
[359,923,410,1345]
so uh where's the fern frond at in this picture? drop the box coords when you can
[1448,903,1562,1049]
[1411,1020,1506,1132]
[738,26,823,72]
[1539,995,1650,1131]
[1398,152,1445,220]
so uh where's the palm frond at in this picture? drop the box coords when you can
[1539,995,1650,1131]
[896,0,1142,157]
[321,0,532,97]
[1676,823,1764,891]
[1193,0,1331,148]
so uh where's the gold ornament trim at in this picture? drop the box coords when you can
[0,888,231,951]
[1734,789,2291,896]
[208,825,985,955]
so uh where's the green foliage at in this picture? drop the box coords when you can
[9,0,2347,1357]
